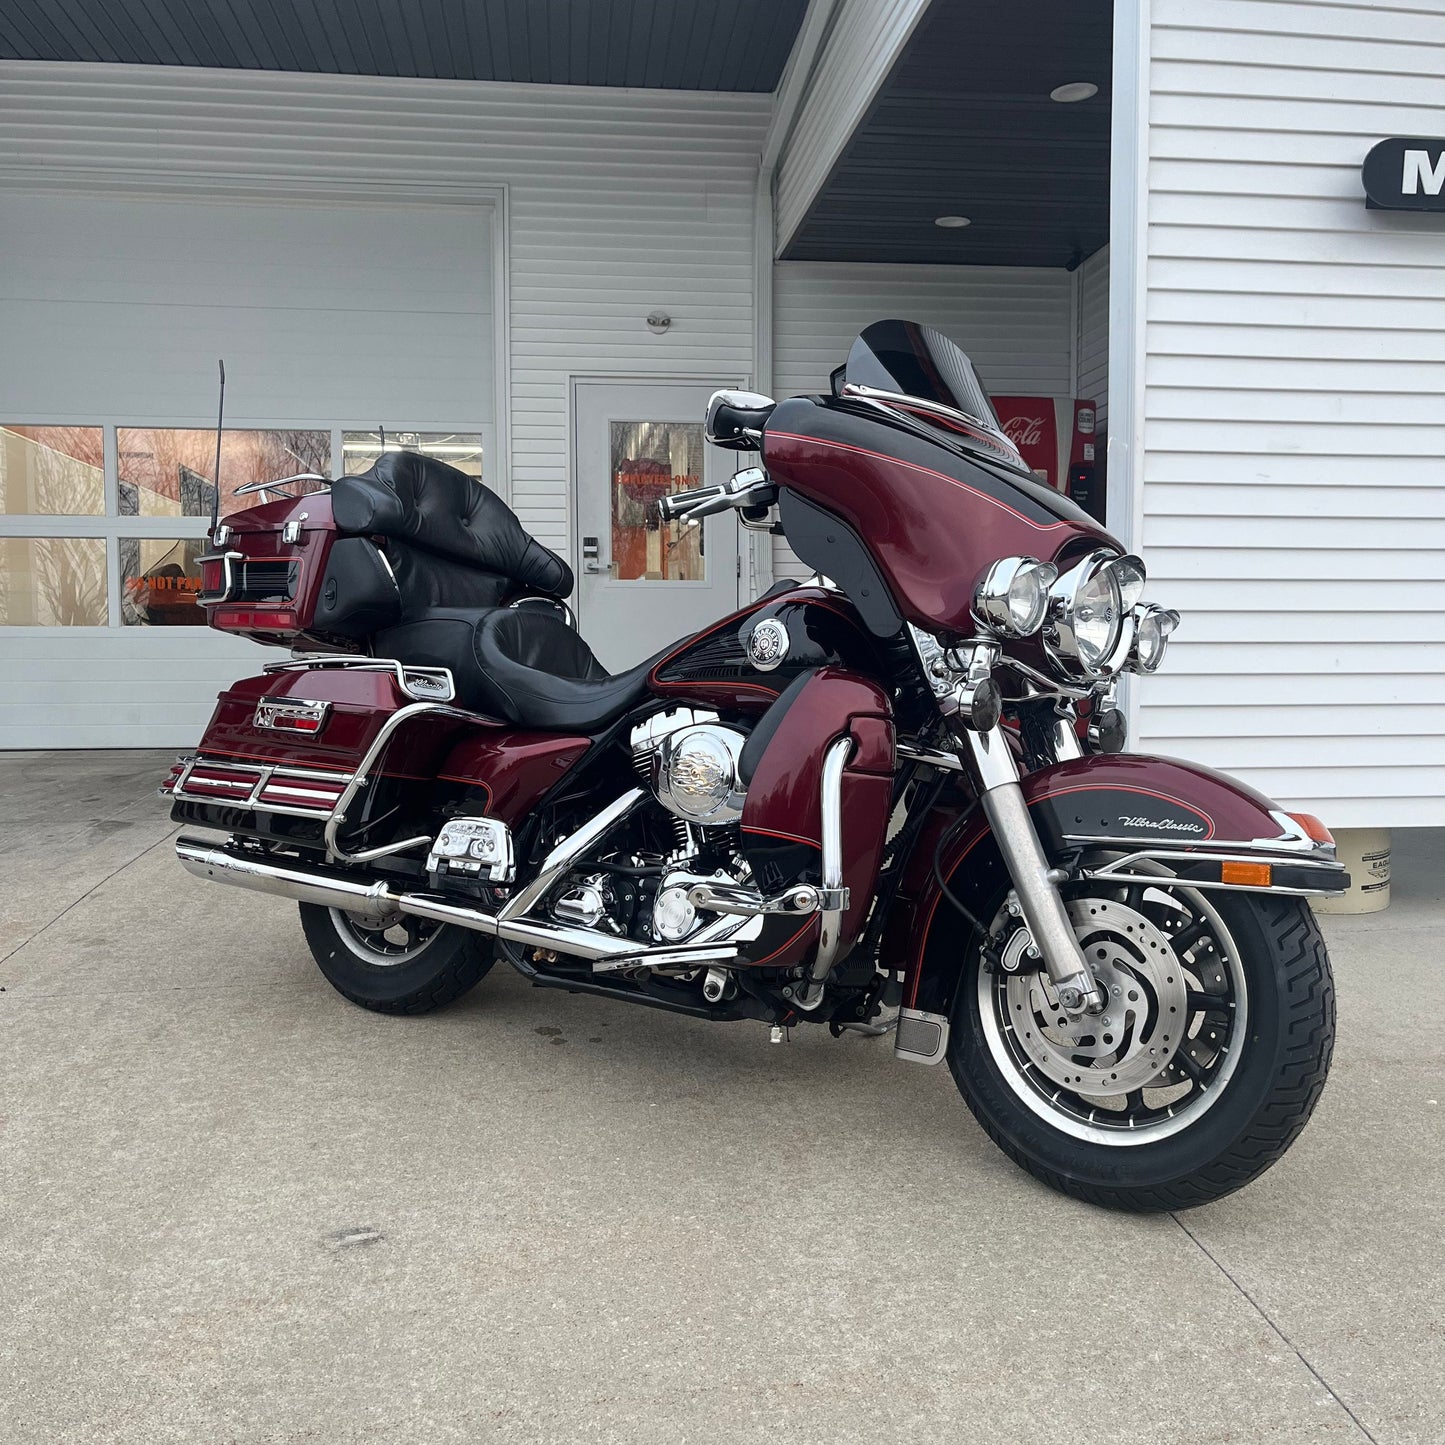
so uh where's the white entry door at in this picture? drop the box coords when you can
[574,380,741,671]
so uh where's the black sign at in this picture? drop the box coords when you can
[1363,137,1445,211]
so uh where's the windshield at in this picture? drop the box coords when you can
[842,319,1021,463]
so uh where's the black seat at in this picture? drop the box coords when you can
[373,604,672,729]
[332,451,677,729]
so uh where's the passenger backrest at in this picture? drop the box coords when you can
[330,451,573,621]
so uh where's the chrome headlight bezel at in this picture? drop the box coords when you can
[1043,550,1138,680]
[972,556,1059,638]
[1126,603,1181,674]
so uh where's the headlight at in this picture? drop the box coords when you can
[1129,604,1180,673]
[972,556,1058,637]
[1044,551,1126,678]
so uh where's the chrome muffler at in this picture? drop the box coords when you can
[174,836,739,968]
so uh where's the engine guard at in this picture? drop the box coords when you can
[891,752,1348,1065]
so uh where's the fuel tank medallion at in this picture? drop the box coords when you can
[746,617,790,672]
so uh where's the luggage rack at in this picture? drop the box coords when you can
[264,654,458,703]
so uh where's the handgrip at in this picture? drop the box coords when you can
[657,482,730,522]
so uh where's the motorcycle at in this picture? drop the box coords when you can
[167,319,1343,1211]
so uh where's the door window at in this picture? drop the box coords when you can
[609,419,705,582]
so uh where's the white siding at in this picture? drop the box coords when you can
[770,261,1075,579]
[773,0,931,253]
[1137,0,1445,828]
[1077,245,1110,425]
[0,62,769,556]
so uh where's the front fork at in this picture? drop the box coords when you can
[933,637,1106,1019]
[956,725,1105,1016]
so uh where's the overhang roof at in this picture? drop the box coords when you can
[784,0,1113,268]
[0,0,808,92]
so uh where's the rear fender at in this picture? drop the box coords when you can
[891,753,1345,1056]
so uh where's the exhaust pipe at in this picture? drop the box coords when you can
[177,838,399,918]
[175,836,738,968]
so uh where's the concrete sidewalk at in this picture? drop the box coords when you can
[1,750,1441,1444]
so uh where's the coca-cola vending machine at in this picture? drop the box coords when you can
[990,396,1104,523]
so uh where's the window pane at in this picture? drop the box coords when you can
[0,537,107,625]
[0,426,104,515]
[341,431,484,481]
[121,538,207,626]
[117,429,330,518]
[609,420,704,582]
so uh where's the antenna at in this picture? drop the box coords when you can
[378,423,386,453]
[209,360,226,541]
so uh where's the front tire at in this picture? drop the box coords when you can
[948,878,1334,1211]
[299,904,494,1015]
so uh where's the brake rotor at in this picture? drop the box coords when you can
[1000,897,1188,1098]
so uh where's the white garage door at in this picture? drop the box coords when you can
[0,189,496,748]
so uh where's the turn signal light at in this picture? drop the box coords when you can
[1287,812,1334,845]
[1221,861,1272,888]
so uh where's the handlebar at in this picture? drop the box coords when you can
[658,467,776,523]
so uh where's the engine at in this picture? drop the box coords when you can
[545,709,758,964]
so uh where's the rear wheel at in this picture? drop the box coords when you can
[299,903,494,1015]
[947,866,1334,1211]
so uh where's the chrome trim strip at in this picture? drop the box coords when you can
[839,381,1016,456]
[1078,848,1349,897]
[1062,833,1332,858]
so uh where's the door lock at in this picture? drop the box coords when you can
[582,535,603,574]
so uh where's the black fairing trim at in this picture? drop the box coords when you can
[776,488,905,639]
[313,537,401,639]
[738,668,818,786]
[331,450,573,600]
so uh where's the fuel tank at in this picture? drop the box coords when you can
[762,395,1117,637]
[646,585,884,713]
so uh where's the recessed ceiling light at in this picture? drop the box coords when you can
[934,215,971,228]
[1050,82,1098,103]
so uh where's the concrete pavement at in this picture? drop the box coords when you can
[1,750,1441,1444]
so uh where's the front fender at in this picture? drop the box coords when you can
[891,752,1342,1036]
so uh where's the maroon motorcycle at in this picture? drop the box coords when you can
[168,320,1343,1210]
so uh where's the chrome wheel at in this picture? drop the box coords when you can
[978,871,1247,1146]
[328,908,445,967]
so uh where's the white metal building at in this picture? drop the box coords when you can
[0,0,1440,830]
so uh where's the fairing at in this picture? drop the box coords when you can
[763,395,1115,636]
[738,668,894,971]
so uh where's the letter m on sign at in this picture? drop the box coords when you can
[1402,148,1445,196]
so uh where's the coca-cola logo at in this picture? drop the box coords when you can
[1002,415,1047,447]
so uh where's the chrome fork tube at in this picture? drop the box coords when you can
[960,725,1104,1015]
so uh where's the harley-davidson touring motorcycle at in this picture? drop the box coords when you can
[167,319,1343,1210]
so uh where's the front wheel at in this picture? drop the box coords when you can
[948,870,1334,1211]
[299,903,494,1015]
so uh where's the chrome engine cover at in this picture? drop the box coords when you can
[651,723,748,827]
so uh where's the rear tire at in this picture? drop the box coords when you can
[299,903,494,1015]
[947,883,1334,1212]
